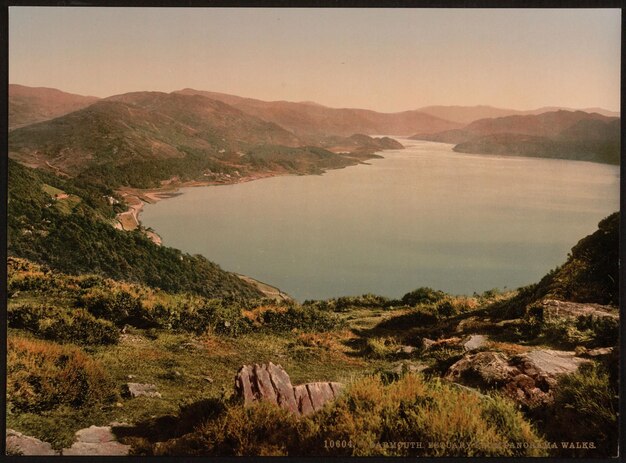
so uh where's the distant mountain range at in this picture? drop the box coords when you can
[175,88,461,137]
[416,105,619,125]
[8,84,621,171]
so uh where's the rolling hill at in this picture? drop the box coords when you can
[9,84,100,129]
[175,88,462,137]
[8,90,403,190]
[411,110,621,164]
[9,91,306,175]
[417,105,619,125]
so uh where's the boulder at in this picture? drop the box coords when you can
[396,345,417,355]
[124,382,161,398]
[6,429,58,456]
[62,425,130,456]
[445,349,591,407]
[514,349,590,376]
[463,334,487,351]
[234,362,343,416]
[445,351,515,386]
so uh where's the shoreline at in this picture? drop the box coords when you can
[113,149,383,243]
[114,170,300,245]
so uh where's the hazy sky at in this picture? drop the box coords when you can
[9,7,621,112]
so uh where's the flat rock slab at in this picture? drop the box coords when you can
[62,426,130,456]
[6,429,58,456]
[124,382,161,398]
[235,362,343,416]
[463,334,487,351]
[522,349,590,376]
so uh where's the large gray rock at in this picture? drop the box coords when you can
[62,425,130,456]
[445,351,515,386]
[445,349,591,408]
[463,334,487,351]
[234,362,343,416]
[520,349,590,376]
[6,429,58,456]
[124,382,161,398]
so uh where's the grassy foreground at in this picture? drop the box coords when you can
[6,248,618,457]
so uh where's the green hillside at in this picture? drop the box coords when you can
[8,159,263,299]
[6,214,619,457]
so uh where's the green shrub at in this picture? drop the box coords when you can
[78,288,144,325]
[259,305,342,333]
[8,304,119,345]
[575,315,618,347]
[401,287,447,306]
[540,318,593,348]
[374,305,439,331]
[361,337,399,359]
[434,298,457,317]
[542,363,618,457]
[7,336,114,413]
[149,374,547,457]
[178,299,252,336]
[309,375,546,457]
[304,294,394,313]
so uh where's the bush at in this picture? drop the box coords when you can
[7,336,114,413]
[401,287,447,306]
[178,299,252,336]
[259,305,342,333]
[361,337,399,359]
[540,318,593,348]
[8,304,119,345]
[78,288,144,325]
[308,375,547,457]
[149,374,547,457]
[575,315,618,347]
[542,363,618,457]
[303,294,394,313]
[374,305,440,331]
[152,401,304,456]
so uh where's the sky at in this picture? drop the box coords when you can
[8,7,621,113]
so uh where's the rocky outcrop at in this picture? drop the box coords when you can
[62,425,131,456]
[445,349,591,407]
[234,362,343,416]
[535,299,618,321]
[6,429,58,456]
[123,382,162,398]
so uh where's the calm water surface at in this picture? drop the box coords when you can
[142,139,620,301]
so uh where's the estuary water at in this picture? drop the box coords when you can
[142,139,620,301]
